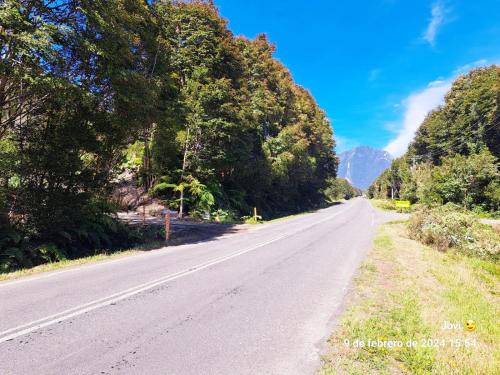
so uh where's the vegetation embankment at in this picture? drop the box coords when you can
[368,66,499,218]
[408,204,499,261]
[0,249,141,282]
[320,215,499,374]
[0,0,350,272]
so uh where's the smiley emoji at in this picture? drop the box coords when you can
[465,320,476,332]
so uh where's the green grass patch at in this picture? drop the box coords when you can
[320,222,500,374]
[0,251,137,281]
[0,241,165,282]
[373,232,393,249]
[370,199,412,213]
[263,211,310,224]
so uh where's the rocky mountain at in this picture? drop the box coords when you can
[338,146,392,190]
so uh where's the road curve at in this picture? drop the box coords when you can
[0,198,401,375]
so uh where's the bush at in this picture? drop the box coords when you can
[212,209,238,223]
[324,177,362,201]
[372,199,416,213]
[0,207,161,273]
[431,150,498,210]
[377,199,398,211]
[408,204,499,260]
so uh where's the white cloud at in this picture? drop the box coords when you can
[428,79,446,87]
[453,59,488,75]
[383,121,400,133]
[422,1,449,46]
[384,81,451,157]
[335,135,359,153]
[384,59,492,157]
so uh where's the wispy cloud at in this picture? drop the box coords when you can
[453,59,488,75]
[384,80,450,157]
[335,135,360,153]
[384,59,492,157]
[368,68,381,82]
[422,1,450,46]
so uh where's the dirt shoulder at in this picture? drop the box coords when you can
[320,222,499,374]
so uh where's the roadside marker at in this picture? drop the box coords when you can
[161,209,178,242]
[165,211,170,241]
[394,200,411,209]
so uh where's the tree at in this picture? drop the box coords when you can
[369,65,499,212]
[324,178,361,201]
[412,66,499,163]
[432,150,498,209]
[1,0,340,271]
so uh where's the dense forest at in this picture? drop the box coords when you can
[0,0,340,271]
[324,177,362,202]
[369,66,499,214]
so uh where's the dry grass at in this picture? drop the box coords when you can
[320,223,500,374]
[0,240,168,282]
[0,250,139,282]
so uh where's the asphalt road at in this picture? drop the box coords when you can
[0,198,402,375]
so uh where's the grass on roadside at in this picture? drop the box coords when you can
[0,241,165,282]
[251,201,344,225]
[369,199,413,213]
[263,210,314,224]
[320,223,499,374]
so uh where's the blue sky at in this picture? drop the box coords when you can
[214,0,500,156]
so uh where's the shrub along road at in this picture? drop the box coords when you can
[0,199,403,375]
[321,222,499,374]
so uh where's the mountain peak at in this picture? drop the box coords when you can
[337,146,393,189]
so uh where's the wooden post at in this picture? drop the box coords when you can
[253,207,257,221]
[165,211,171,242]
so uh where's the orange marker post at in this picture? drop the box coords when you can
[165,211,171,242]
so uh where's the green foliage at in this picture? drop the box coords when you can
[431,150,498,210]
[122,141,145,173]
[0,0,338,270]
[0,216,163,273]
[485,179,500,212]
[369,66,499,214]
[371,199,404,212]
[149,4,338,218]
[412,66,499,161]
[242,215,263,225]
[408,205,499,260]
[211,208,238,223]
[324,177,362,201]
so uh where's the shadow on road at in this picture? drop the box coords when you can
[117,212,243,249]
[166,222,242,246]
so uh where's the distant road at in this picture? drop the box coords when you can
[0,198,402,374]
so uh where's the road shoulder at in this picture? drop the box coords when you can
[319,222,499,374]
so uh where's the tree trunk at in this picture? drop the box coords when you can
[179,127,190,219]
[179,188,184,219]
[143,130,149,189]
[143,126,156,191]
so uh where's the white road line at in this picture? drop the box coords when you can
[0,208,347,344]
[0,204,351,289]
